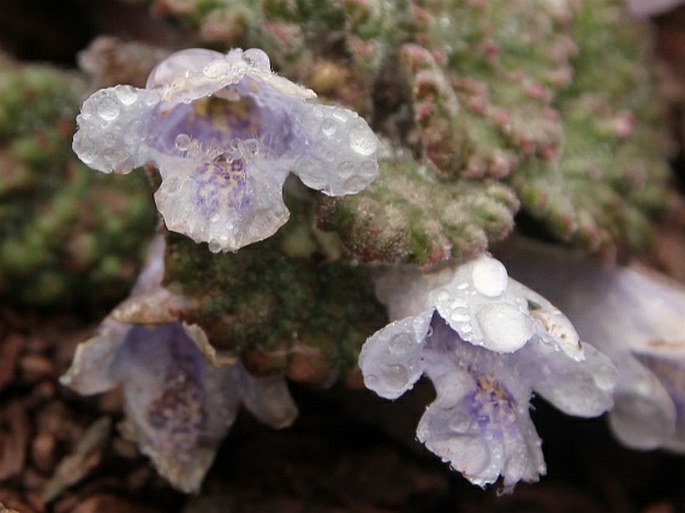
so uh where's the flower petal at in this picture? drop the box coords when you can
[418,317,546,488]
[155,157,290,252]
[110,323,240,492]
[358,312,432,399]
[59,319,127,394]
[73,47,379,251]
[294,104,379,196]
[236,367,298,429]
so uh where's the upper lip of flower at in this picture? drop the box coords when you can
[72,47,380,253]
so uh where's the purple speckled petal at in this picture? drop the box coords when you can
[73,47,379,252]
[416,316,545,488]
[359,254,617,489]
[60,239,299,492]
[109,323,239,492]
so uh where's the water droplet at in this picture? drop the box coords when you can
[388,333,414,354]
[115,85,138,105]
[242,48,271,70]
[321,118,337,137]
[450,310,470,323]
[450,298,467,309]
[101,147,116,162]
[144,94,159,106]
[208,240,223,253]
[360,159,378,178]
[342,175,369,193]
[435,290,450,303]
[476,303,534,353]
[349,124,378,156]
[365,374,379,387]
[381,363,409,391]
[175,133,191,151]
[97,96,120,121]
[448,412,474,434]
[471,257,508,297]
[74,134,97,164]
[338,160,354,177]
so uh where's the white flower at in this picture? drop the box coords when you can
[359,254,616,489]
[60,237,297,492]
[499,236,685,452]
[72,47,379,252]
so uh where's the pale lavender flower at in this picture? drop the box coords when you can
[625,0,683,18]
[61,237,297,492]
[72,48,379,252]
[498,236,685,452]
[359,254,616,489]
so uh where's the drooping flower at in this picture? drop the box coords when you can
[60,237,298,492]
[498,236,685,452]
[72,48,379,252]
[359,254,616,489]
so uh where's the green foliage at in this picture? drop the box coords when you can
[154,0,672,262]
[317,148,519,265]
[0,57,157,310]
[163,192,386,383]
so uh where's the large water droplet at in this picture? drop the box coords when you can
[476,303,534,353]
[175,133,191,151]
[115,85,138,105]
[471,257,508,297]
[242,48,271,70]
[208,240,223,253]
[97,96,120,121]
[349,124,378,156]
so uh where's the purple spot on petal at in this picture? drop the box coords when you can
[467,373,517,436]
[192,156,251,217]
[118,324,208,463]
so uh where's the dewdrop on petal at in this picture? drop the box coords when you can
[72,48,379,252]
[360,254,617,489]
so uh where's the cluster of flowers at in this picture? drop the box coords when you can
[68,47,685,493]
